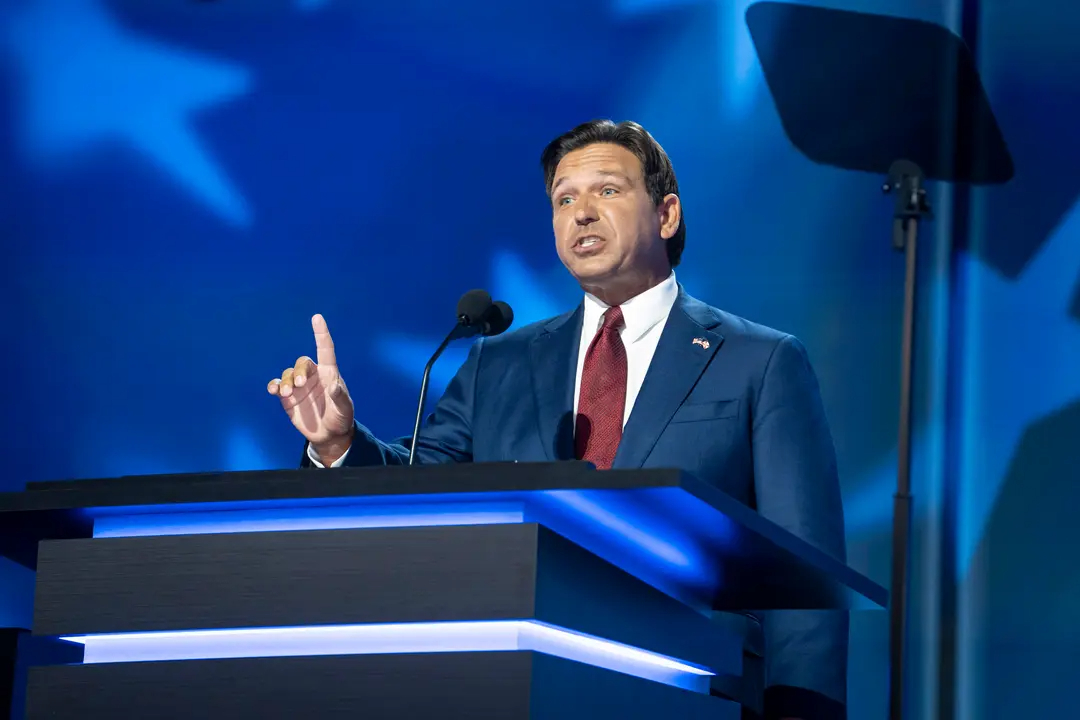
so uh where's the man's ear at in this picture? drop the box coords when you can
[658,193,681,240]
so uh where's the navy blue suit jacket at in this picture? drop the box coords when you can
[319,287,848,718]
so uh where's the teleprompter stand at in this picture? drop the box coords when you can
[745,3,1014,718]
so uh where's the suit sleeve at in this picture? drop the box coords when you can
[751,334,849,720]
[301,338,482,468]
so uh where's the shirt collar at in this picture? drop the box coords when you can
[582,272,678,344]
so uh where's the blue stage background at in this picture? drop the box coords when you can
[2,0,1077,717]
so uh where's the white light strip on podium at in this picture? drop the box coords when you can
[92,504,526,538]
[62,620,714,692]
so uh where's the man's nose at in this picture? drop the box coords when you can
[574,198,598,225]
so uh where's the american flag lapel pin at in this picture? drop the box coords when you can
[692,337,710,349]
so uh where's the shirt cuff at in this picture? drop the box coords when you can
[306,442,350,468]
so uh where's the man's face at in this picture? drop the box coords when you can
[550,143,680,302]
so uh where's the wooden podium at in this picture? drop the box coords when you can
[0,462,886,719]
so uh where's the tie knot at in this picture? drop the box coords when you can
[602,306,624,331]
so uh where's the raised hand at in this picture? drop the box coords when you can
[268,314,355,463]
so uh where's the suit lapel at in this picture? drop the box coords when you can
[612,289,724,469]
[530,305,583,461]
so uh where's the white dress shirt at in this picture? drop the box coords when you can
[309,272,679,468]
[574,271,678,427]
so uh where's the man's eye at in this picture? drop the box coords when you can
[558,196,573,206]
[602,188,617,196]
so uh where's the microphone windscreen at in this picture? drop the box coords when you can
[483,301,514,336]
[456,289,493,325]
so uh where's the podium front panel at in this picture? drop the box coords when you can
[34,523,740,677]
[27,651,739,720]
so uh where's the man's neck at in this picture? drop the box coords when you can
[582,270,671,307]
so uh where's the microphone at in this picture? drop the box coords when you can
[408,290,514,465]
[481,301,514,337]
[453,289,493,339]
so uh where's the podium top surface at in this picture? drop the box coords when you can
[0,462,887,612]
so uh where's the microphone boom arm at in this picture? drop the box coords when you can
[406,294,513,466]
[408,322,468,466]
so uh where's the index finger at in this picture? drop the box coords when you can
[311,313,337,369]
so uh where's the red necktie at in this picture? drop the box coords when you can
[575,306,627,470]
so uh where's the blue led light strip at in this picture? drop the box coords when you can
[62,620,715,692]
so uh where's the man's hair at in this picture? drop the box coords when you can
[540,119,685,268]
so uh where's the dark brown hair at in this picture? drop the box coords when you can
[540,119,685,268]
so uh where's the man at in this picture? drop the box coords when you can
[268,119,848,720]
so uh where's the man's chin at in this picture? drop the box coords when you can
[568,258,619,284]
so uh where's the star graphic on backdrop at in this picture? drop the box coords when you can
[846,198,1080,576]
[2,0,253,226]
[373,251,574,398]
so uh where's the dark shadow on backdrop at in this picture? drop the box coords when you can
[975,399,1080,719]
[962,4,1080,288]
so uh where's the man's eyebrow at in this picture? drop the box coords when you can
[596,170,633,184]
